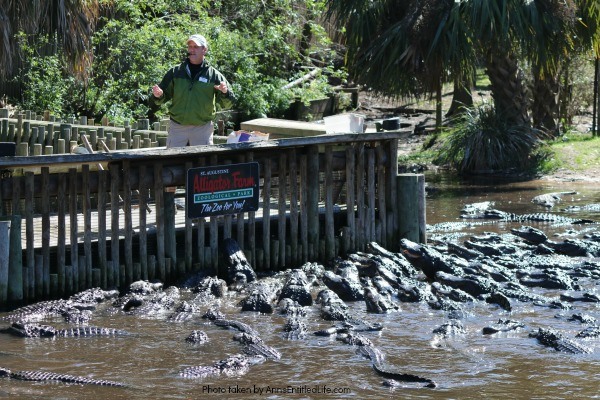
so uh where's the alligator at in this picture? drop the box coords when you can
[562,203,600,212]
[167,301,198,322]
[511,226,548,244]
[212,318,260,337]
[277,269,313,306]
[432,319,466,337]
[222,238,257,287]
[434,271,499,298]
[460,209,595,225]
[531,191,576,208]
[322,262,364,301]
[529,327,592,354]
[482,319,524,335]
[565,313,597,325]
[576,326,600,339]
[120,286,181,316]
[485,292,512,311]
[190,276,228,303]
[316,289,350,321]
[278,298,308,340]
[518,268,578,291]
[560,292,600,303]
[430,282,476,303]
[0,367,125,387]
[374,364,437,388]
[335,332,384,365]
[238,278,282,313]
[179,354,265,378]
[185,330,209,344]
[399,239,465,280]
[334,331,437,388]
[366,241,420,278]
[0,322,130,338]
[232,332,281,360]
[364,286,400,313]
[370,275,396,296]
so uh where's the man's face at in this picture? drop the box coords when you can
[187,43,207,65]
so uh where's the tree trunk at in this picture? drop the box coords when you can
[446,75,474,118]
[485,52,531,128]
[531,65,560,136]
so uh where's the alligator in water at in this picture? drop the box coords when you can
[529,327,592,354]
[277,269,313,306]
[0,322,130,338]
[460,208,595,225]
[179,354,265,378]
[222,238,257,287]
[232,332,281,360]
[364,286,400,313]
[482,319,525,335]
[185,330,209,344]
[278,298,308,340]
[374,363,437,388]
[531,192,577,208]
[0,367,125,386]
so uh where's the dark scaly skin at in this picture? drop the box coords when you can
[0,367,125,386]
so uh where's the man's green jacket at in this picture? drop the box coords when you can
[151,59,235,126]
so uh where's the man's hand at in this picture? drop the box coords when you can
[214,82,228,94]
[152,84,163,98]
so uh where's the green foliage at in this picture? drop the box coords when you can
[435,103,546,173]
[11,0,343,125]
[15,33,78,118]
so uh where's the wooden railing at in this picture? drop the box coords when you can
[0,131,424,308]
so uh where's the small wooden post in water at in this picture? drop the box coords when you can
[396,173,426,244]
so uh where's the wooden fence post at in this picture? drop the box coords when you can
[0,220,10,303]
[396,173,426,244]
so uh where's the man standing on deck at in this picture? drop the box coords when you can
[150,34,235,147]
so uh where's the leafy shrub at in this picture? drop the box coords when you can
[436,103,546,173]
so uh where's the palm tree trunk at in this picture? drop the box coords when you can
[531,65,560,135]
[485,52,531,129]
[446,75,474,118]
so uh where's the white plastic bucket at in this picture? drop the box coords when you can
[323,113,365,134]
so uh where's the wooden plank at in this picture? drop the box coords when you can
[24,172,34,299]
[154,162,165,281]
[97,170,108,287]
[7,215,23,302]
[345,146,356,253]
[306,145,319,260]
[299,154,308,263]
[138,164,148,280]
[110,163,120,287]
[245,152,256,268]
[69,168,78,293]
[123,160,133,284]
[57,173,66,295]
[0,221,9,302]
[367,149,376,243]
[185,161,193,273]
[376,145,387,247]
[195,157,206,270]
[82,164,92,289]
[325,146,335,262]
[262,158,271,271]
[240,117,326,139]
[356,144,365,251]
[209,155,218,273]
[235,154,246,254]
[278,152,287,267]
[41,167,50,296]
[386,139,399,250]
[288,149,299,265]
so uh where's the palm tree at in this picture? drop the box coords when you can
[0,0,98,80]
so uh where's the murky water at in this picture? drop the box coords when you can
[1,172,600,399]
